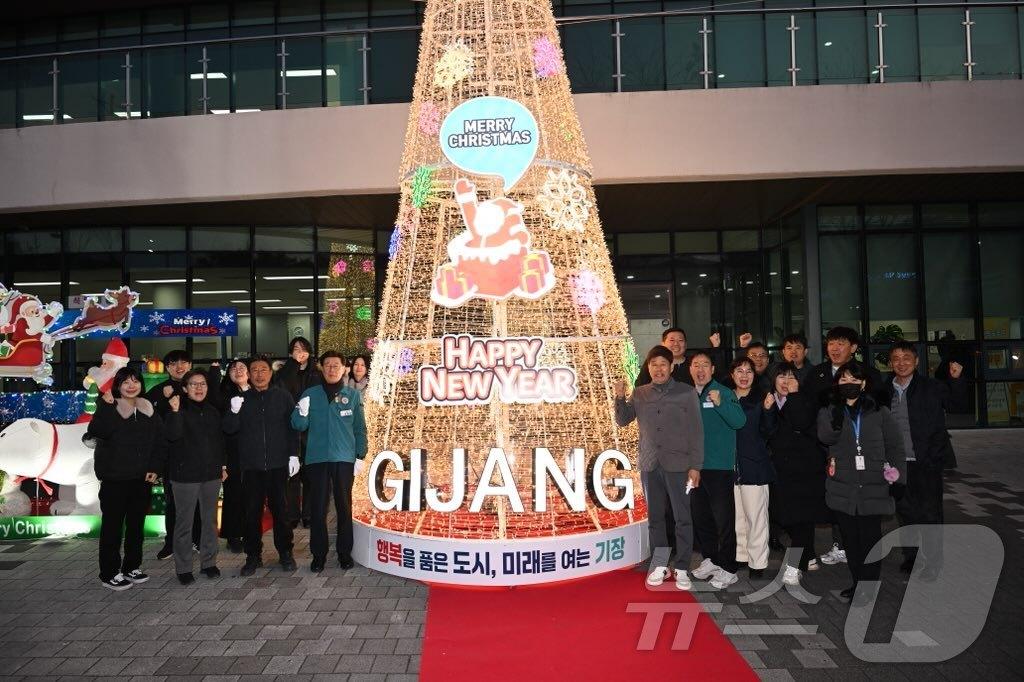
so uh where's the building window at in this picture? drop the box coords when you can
[980,231,1024,340]
[866,234,919,342]
[818,235,862,336]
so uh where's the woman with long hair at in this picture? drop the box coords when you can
[213,358,249,552]
[347,354,370,399]
[818,361,906,602]
[84,366,167,591]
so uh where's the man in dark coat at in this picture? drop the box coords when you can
[884,341,966,577]
[803,327,887,407]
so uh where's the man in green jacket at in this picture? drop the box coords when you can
[291,351,368,572]
[688,352,747,589]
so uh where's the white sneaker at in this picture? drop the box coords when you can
[674,569,692,591]
[101,573,132,591]
[646,566,671,587]
[709,568,738,590]
[782,565,802,585]
[692,557,721,580]
[806,558,820,571]
[125,569,149,583]
[820,543,847,565]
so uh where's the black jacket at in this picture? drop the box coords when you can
[765,391,827,525]
[275,358,323,401]
[85,398,167,482]
[163,399,225,483]
[803,360,887,408]
[883,373,966,470]
[735,390,777,486]
[818,400,907,517]
[212,378,247,471]
[144,378,185,417]
[222,386,300,472]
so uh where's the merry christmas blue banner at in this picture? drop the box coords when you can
[52,308,238,338]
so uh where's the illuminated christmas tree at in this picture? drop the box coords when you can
[318,249,377,357]
[354,0,642,542]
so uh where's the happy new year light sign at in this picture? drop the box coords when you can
[418,334,577,406]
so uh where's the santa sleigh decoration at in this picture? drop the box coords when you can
[0,284,139,386]
[49,286,138,340]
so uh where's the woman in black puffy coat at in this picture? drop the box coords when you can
[85,367,167,591]
[765,362,827,586]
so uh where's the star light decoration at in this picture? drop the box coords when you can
[433,40,474,89]
[533,36,563,78]
[570,269,607,314]
[418,101,442,135]
[332,260,348,277]
[537,168,592,232]
[328,301,340,314]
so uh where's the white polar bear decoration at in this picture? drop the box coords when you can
[0,418,99,516]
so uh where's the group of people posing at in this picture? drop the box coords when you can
[85,336,369,590]
[616,326,965,602]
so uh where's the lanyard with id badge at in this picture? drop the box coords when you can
[845,406,866,471]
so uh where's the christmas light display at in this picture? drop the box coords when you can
[348,0,643,583]
[319,249,377,357]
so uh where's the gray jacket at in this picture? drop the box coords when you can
[817,403,907,516]
[615,380,704,473]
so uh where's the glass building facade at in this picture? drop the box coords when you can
[2,0,1024,127]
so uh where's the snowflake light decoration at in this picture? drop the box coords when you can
[395,347,415,376]
[368,340,400,403]
[533,36,563,78]
[388,227,402,260]
[218,312,235,326]
[539,340,571,369]
[361,259,374,274]
[418,101,442,135]
[537,168,592,232]
[332,260,348,277]
[148,311,165,324]
[411,166,435,209]
[622,343,641,386]
[433,41,474,89]
[328,301,340,314]
[570,270,606,314]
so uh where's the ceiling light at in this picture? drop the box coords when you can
[136,278,199,284]
[299,287,347,292]
[13,281,79,287]
[280,68,337,77]
[824,41,833,47]
[189,72,228,80]
[192,290,249,295]
[262,275,328,281]
[625,275,635,280]
[791,270,800,275]
[262,305,308,310]
[113,111,142,118]
[699,273,707,278]
[230,299,280,303]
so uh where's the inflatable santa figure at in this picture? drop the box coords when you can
[84,337,130,394]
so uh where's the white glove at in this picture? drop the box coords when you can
[230,396,244,414]
[288,456,300,477]
[354,459,366,476]
[297,396,310,417]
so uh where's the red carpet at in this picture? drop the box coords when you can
[421,569,757,681]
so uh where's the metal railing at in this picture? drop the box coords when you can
[1,1,1021,125]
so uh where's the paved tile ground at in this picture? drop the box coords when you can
[0,428,1021,681]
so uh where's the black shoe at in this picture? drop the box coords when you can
[899,557,915,574]
[280,553,297,572]
[201,566,221,579]
[310,557,325,573]
[301,518,311,529]
[338,556,354,570]
[748,568,764,579]
[156,545,173,561]
[227,538,244,554]
[840,584,856,601]
[177,572,195,585]
[239,556,263,577]
[769,537,786,552]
